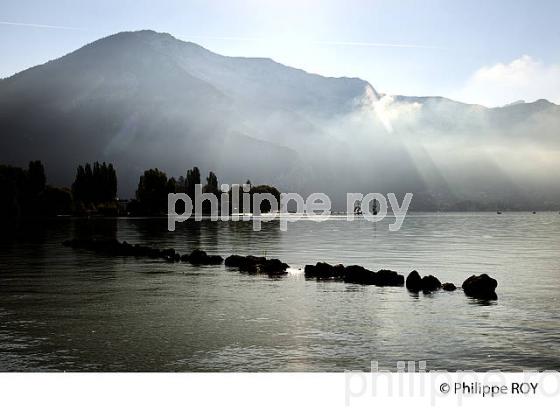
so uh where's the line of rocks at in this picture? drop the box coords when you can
[62,239,498,300]
[406,270,449,292]
[405,270,497,299]
[305,262,498,300]
[62,238,223,265]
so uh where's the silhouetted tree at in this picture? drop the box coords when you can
[0,161,67,216]
[166,177,177,194]
[72,162,117,207]
[205,171,219,193]
[185,167,200,201]
[176,176,186,193]
[72,165,86,204]
[228,183,281,214]
[250,185,281,213]
[107,163,117,200]
[136,168,168,215]
[84,163,93,203]
[92,162,101,202]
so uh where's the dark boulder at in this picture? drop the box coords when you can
[161,248,177,258]
[442,283,457,291]
[226,254,288,275]
[238,255,263,273]
[64,238,230,265]
[304,264,318,277]
[164,254,180,263]
[187,249,224,265]
[205,255,223,265]
[332,264,346,280]
[246,255,267,264]
[314,262,335,278]
[304,262,345,279]
[239,261,258,273]
[306,263,403,286]
[462,274,498,300]
[187,249,208,264]
[421,275,442,292]
[259,258,289,275]
[161,248,180,262]
[225,255,246,267]
[406,270,422,292]
[375,269,405,287]
[343,265,377,285]
[406,271,443,293]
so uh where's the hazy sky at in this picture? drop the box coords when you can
[1,0,559,107]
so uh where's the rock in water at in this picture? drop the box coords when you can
[421,275,442,292]
[375,269,405,286]
[187,249,223,265]
[343,265,378,285]
[304,262,345,279]
[226,254,288,275]
[224,255,247,268]
[259,258,289,275]
[442,283,457,291]
[462,274,498,300]
[406,270,422,292]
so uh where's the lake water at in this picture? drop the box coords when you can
[1,213,559,372]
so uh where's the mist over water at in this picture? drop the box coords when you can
[1,214,559,371]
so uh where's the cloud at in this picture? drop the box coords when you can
[456,55,560,107]
[371,95,422,133]
[358,87,422,133]
[0,21,87,31]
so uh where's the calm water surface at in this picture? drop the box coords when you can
[0,213,559,371]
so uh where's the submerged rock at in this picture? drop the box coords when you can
[305,263,403,286]
[406,271,443,293]
[405,270,422,292]
[63,238,176,260]
[375,269,404,287]
[225,254,288,275]
[259,258,289,274]
[442,282,457,291]
[63,238,227,266]
[225,254,247,268]
[462,274,498,300]
[343,265,378,285]
[421,275,442,292]
[186,249,223,265]
[304,262,345,279]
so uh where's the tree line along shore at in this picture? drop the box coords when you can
[0,161,279,217]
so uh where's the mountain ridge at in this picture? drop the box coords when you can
[1,30,559,209]
[2,30,555,109]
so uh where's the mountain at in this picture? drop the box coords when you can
[1,30,559,210]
